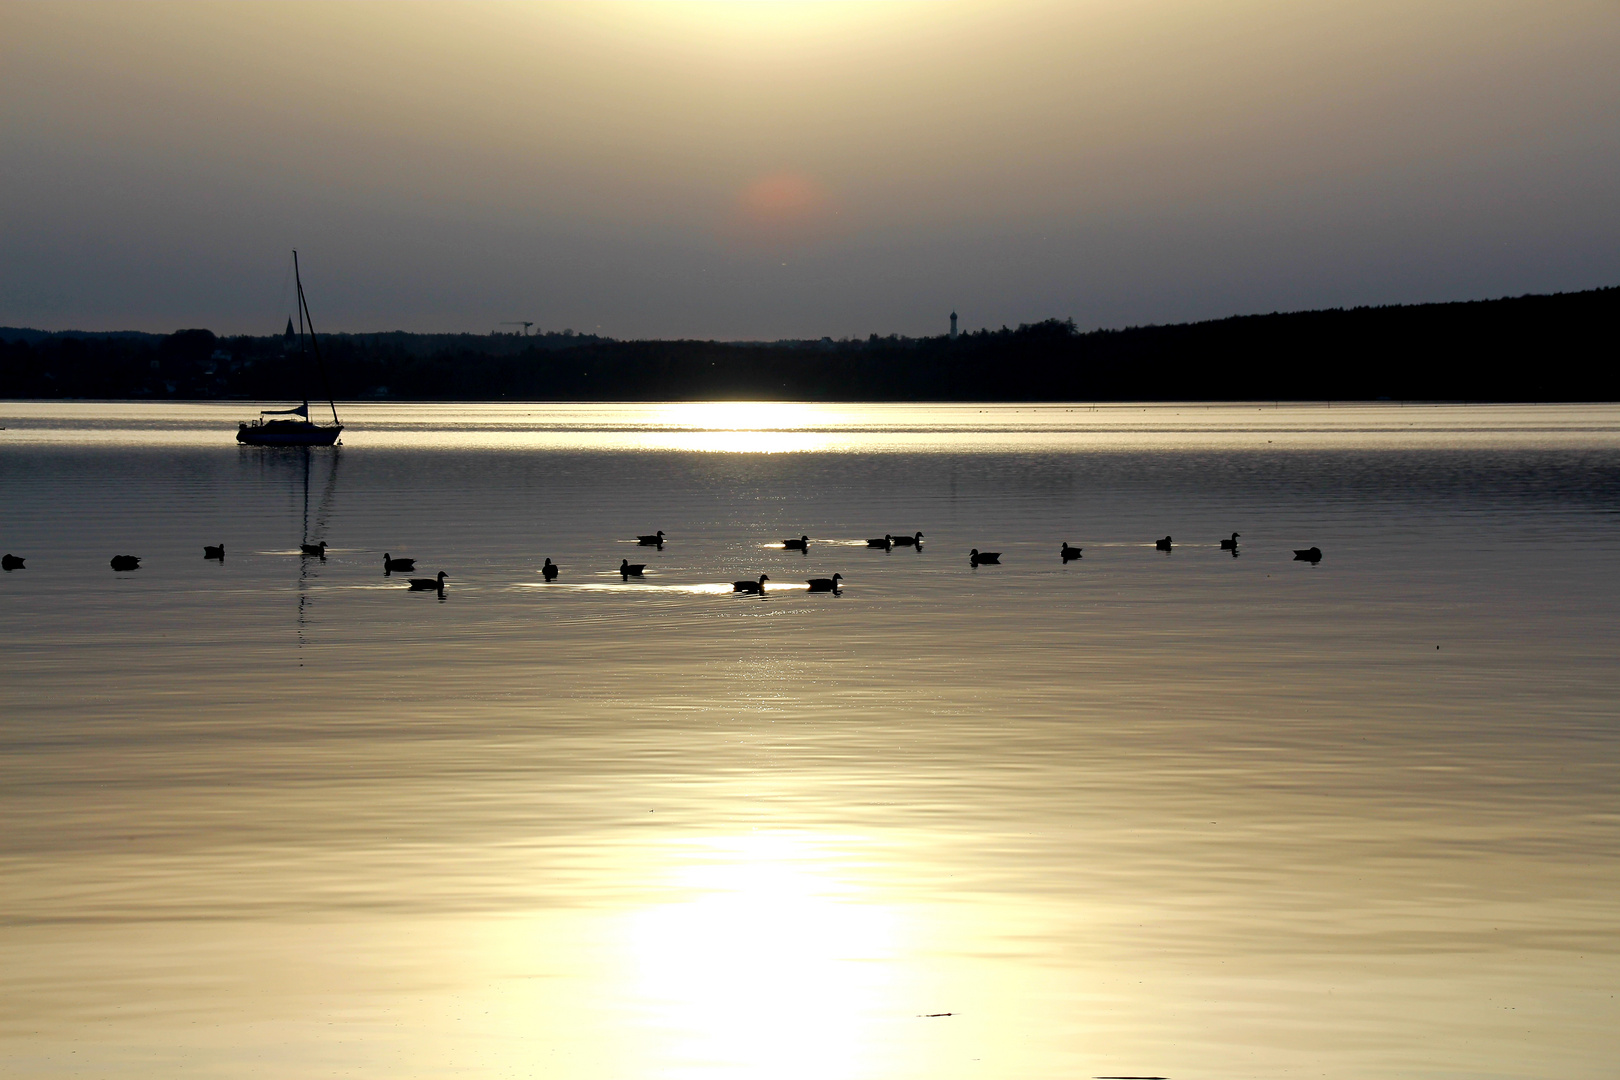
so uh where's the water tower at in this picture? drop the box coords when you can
[950,311,958,339]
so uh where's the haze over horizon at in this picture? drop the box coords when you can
[3,1,1617,340]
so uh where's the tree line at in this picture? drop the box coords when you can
[3,287,1615,401]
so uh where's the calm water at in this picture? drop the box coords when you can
[2,402,1617,1080]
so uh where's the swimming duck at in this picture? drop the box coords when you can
[408,570,447,590]
[1293,547,1323,563]
[636,531,666,546]
[383,553,415,573]
[1060,543,1082,561]
[866,535,893,549]
[892,531,924,546]
[542,558,559,581]
[969,549,1001,566]
[1155,536,1173,551]
[300,541,328,558]
[110,555,141,571]
[806,573,842,592]
[620,559,646,577]
[2,554,25,571]
[1219,533,1240,551]
[733,574,769,594]
[784,535,809,551]
[203,544,224,560]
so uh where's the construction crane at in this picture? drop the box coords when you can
[499,321,534,336]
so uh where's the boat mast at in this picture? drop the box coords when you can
[292,250,341,427]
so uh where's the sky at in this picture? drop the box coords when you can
[2,0,1617,340]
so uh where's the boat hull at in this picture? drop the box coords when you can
[237,423,342,446]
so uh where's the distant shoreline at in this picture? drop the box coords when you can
[4,286,1615,403]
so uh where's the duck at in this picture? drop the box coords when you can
[1293,547,1323,563]
[866,534,893,549]
[733,574,769,594]
[784,535,809,551]
[1219,533,1240,551]
[300,540,328,558]
[969,548,1001,566]
[203,544,225,560]
[620,559,646,578]
[408,570,447,590]
[542,558,559,581]
[1155,536,1173,551]
[110,555,141,571]
[383,553,415,573]
[1060,543,1082,561]
[806,573,842,593]
[636,530,666,546]
[2,554,25,571]
[892,531,924,546]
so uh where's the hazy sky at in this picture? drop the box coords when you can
[3,1,1617,339]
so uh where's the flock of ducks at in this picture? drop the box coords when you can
[296,540,448,591]
[865,531,923,550]
[0,530,1325,594]
[627,529,823,594]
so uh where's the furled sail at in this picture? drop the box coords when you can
[260,401,311,417]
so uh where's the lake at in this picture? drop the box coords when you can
[2,401,1617,1079]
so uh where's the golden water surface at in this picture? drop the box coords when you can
[2,403,1617,1079]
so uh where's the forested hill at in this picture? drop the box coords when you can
[3,287,1615,401]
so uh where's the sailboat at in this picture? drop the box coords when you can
[237,251,343,446]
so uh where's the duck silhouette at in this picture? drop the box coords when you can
[1293,547,1323,563]
[1060,543,1082,561]
[1155,536,1173,551]
[969,549,1001,566]
[807,573,842,593]
[733,574,769,594]
[892,531,924,547]
[300,541,328,558]
[203,544,225,561]
[408,570,447,591]
[110,555,141,571]
[383,553,415,573]
[866,534,893,550]
[1220,533,1240,551]
[620,559,646,578]
[542,558,559,581]
[636,531,665,547]
[784,535,809,552]
[2,554,25,571]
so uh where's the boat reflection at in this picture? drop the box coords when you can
[241,444,343,650]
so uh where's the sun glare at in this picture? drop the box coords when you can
[654,401,826,430]
[572,1,926,53]
[636,401,846,452]
[621,833,900,1078]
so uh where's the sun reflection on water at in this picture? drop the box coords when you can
[621,833,899,1078]
[633,428,839,453]
[650,401,837,431]
[636,402,849,453]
